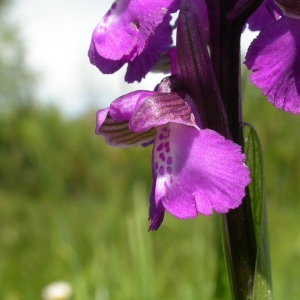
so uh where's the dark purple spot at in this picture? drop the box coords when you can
[167,167,172,175]
[164,142,170,152]
[155,162,158,170]
[111,2,117,9]
[167,157,172,164]
[157,143,163,151]
[162,127,168,132]
[159,134,164,140]
[159,166,164,175]
[159,153,165,161]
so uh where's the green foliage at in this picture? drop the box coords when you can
[244,123,272,300]
[243,72,300,300]
[0,0,36,113]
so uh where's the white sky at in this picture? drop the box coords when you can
[10,0,257,116]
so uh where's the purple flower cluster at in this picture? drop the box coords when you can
[88,0,299,229]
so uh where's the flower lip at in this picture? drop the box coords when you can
[149,122,251,229]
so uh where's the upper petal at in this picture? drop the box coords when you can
[130,92,199,132]
[124,13,174,83]
[109,90,156,121]
[89,0,180,82]
[88,39,125,74]
[152,123,251,219]
[245,16,300,114]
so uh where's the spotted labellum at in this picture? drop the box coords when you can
[95,78,250,230]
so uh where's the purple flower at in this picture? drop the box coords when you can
[88,0,180,83]
[95,89,251,230]
[245,1,300,114]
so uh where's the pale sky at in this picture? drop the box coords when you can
[10,0,257,116]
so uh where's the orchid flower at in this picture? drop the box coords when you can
[88,0,180,83]
[89,0,282,297]
[245,0,300,114]
[96,79,250,230]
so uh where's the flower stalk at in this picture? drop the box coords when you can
[205,0,264,298]
[177,0,264,298]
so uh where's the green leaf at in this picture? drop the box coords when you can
[243,123,273,300]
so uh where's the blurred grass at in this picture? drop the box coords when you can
[1,73,300,299]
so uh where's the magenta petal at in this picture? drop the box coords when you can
[95,108,110,133]
[245,16,300,114]
[247,0,282,31]
[130,93,198,132]
[88,39,125,74]
[95,92,157,147]
[124,13,174,83]
[149,193,165,231]
[89,0,180,82]
[152,124,251,219]
[109,90,156,122]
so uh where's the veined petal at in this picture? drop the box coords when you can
[130,93,198,132]
[245,16,300,114]
[89,0,180,82]
[109,90,155,122]
[95,91,158,147]
[151,123,250,223]
[96,109,156,147]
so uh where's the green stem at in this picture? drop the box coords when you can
[205,0,264,298]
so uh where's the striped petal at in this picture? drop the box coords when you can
[96,113,156,147]
[130,92,199,132]
[96,90,199,148]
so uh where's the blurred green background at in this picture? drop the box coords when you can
[1,1,300,299]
